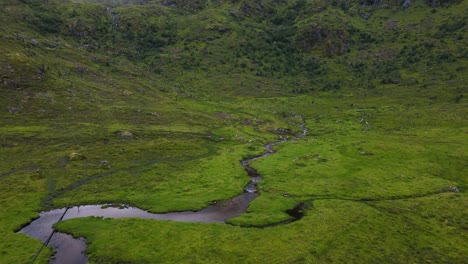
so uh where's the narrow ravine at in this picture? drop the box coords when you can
[19,118,308,264]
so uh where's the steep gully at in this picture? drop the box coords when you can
[19,119,308,264]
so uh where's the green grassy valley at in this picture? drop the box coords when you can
[0,0,466,263]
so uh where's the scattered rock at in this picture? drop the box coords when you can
[215,112,231,119]
[275,128,292,134]
[69,152,86,161]
[162,0,175,7]
[99,160,111,169]
[360,151,374,156]
[74,66,88,74]
[7,107,19,113]
[314,155,328,163]
[118,131,133,139]
[30,38,39,47]
[37,65,46,79]
[384,20,399,30]
[13,32,27,40]
[448,186,460,192]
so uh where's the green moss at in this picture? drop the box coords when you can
[56,195,467,263]
[0,0,466,263]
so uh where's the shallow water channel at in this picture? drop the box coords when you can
[19,123,308,264]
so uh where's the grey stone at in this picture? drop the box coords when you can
[118,131,133,139]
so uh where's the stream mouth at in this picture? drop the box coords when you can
[19,119,308,264]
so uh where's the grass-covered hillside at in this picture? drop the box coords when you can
[0,0,466,263]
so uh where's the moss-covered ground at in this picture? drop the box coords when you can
[1,0,467,263]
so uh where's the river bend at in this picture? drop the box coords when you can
[19,120,308,264]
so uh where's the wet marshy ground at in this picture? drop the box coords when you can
[19,121,308,264]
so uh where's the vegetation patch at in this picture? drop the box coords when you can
[0,0,466,263]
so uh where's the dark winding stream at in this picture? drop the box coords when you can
[19,120,308,264]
